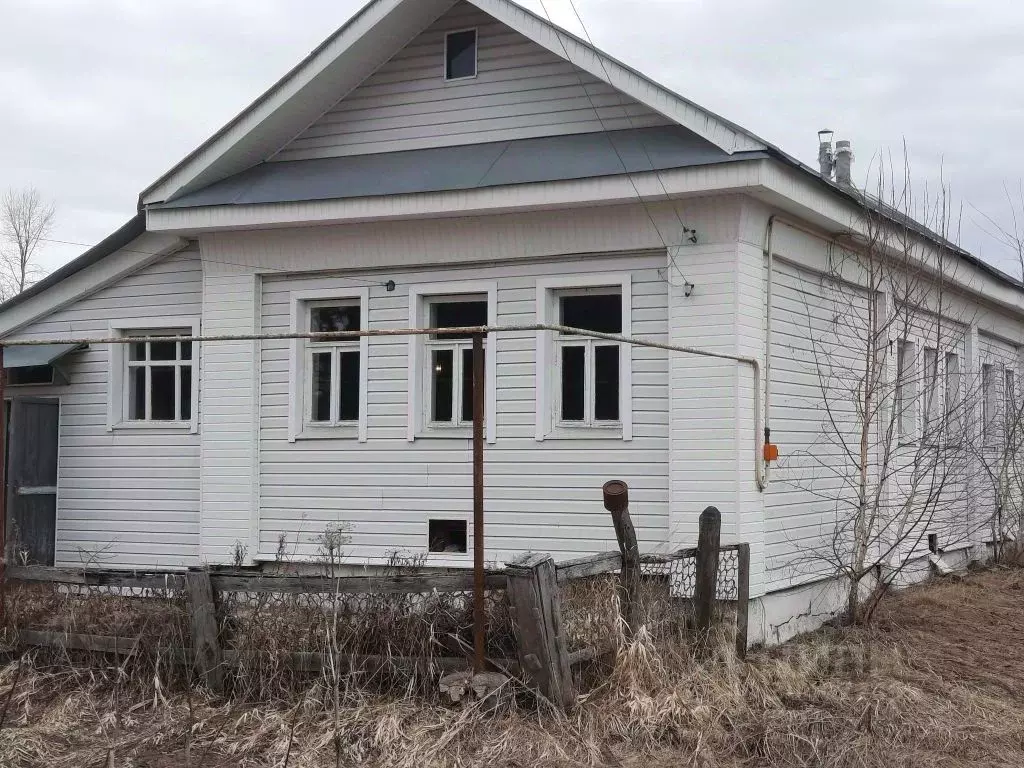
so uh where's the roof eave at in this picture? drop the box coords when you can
[0,214,147,314]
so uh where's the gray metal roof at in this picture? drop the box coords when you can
[155,126,768,210]
[4,343,83,368]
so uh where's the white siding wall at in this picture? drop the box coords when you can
[258,253,669,563]
[274,1,669,162]
[973,331,1022,543]
[763,258,871,591]
[199,261,259,563]
[7,249,203,569]
[760,216,1024,595]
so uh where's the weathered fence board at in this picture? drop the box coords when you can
[506,553,575,710]
[735,542,751,659]
[18,630,143,657]
[185,571,224,694]
[8,566,186,590]
[555,551,621,583]
[210,572,507,594]
[604,480,641,634]
[694,507,723,635]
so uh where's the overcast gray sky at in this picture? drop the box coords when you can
[2,0,1022,275]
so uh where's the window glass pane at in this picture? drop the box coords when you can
[430,300,487,340]
[180,341,192,361]
[461,347,485,424]
[150,340,176,361]
[129,343,146,362]
[311,352,332,422]
[8,366,54,386]
[561,345,585,421]
[432,349,454,422]
[945,353,960,437]
[923,347,938,431]
[594,345,620,421]
[150,367,176,420]
[180,365,192,421]
[446,29,477,79]
[983,364,996,441]
[897,340,917,438]
[311,305,361,340]
[129,367,146,420]
[560,293,622,335]
[338,351,360,422]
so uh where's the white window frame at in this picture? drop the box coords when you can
[443,27,479,82]
[922,345,940,439]
[407,281,497,443]
[107,317,200,433]
[894,337,919,443]
[536,274,632,442]
[944,351,961,443]
[983,361,998,447]
[288,289,369,443]
[1004,366,1017,440]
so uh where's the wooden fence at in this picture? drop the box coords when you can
[3,489,749,710]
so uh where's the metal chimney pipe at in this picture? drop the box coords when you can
[835,140,853,186]
[817,129,834,178]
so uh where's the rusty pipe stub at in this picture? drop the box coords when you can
[602,480,629,513]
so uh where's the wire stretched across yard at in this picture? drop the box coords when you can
[0,323,766,490]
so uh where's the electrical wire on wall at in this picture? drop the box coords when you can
[37,236,393,291]
[534,0,697,293]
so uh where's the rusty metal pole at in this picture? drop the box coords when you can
[472,332,486,672]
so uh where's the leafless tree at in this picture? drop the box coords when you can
[967,185,1024,561]
[778,153,980,623]
[0,186,55,299]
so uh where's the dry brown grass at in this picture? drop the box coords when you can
[2,568,1024,767]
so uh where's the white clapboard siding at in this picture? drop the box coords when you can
[763,259,875,591]
[972,332,1022,542]
[5,249,203,570]
[886,306,971,559]
[274,1,669,162]
[258,253,669,564]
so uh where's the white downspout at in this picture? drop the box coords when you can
[763,215,777,487]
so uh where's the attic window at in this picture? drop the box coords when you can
[445,29,477,80]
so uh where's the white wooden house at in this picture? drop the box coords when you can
[3,0,1023,643]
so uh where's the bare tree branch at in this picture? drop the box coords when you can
[0,186,55,300]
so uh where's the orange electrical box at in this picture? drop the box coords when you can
[763,443,779,463]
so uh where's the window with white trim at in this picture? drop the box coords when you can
[555,290,622,426]
[944,351,961,440]
[983,362,998,445]
[1004,367,1016,437]
[288,289,368,442]
[922,346,940,437]
[425,296,487,428]
[896,339,918,440]
[305,302,361,426]
[125,333,193,422]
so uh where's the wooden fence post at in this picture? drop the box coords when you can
[735,543,750,659]
[185,570,223,694]
[603,480,640,635]
[506,553,574,710]
[694,507,722,635]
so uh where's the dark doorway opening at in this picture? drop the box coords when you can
[6,398,59,566]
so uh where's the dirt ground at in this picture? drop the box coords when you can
[2,567,1024,767]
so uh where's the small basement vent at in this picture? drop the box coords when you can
[429,519,468,553]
